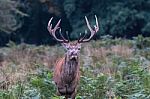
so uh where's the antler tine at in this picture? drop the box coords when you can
[78,30,87,42]
[94,15,99,32]
[47,17,69,43]
[59,28,68,42]
[48,17,53,28]
[85,16,93,33]
[78,15,99,43]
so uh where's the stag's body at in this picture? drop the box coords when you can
[47,15,99,99]
[54,51,80,98]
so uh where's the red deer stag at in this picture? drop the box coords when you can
[47,15,99,99]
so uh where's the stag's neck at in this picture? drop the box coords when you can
[63,54,79,76]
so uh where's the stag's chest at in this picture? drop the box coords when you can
[61,60,78,83]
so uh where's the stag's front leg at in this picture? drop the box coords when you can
[54,83,61,96]
[71,89,77,99]
[56,88,61,96]
[65,95,69,99]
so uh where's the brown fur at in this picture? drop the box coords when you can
[53,55,80,99]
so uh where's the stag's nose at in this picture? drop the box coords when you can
[70,50,76,55]
[70,52,78,60]
[71,52,78,56]
[70,55,78,60]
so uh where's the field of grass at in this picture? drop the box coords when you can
[0,35,150,99]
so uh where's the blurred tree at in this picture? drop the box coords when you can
[0,0,27,46]
[65,0,150,39]
[102,0,150,38]
[0,0,27,34]
[17,0,71,45]
[0,0,150,46]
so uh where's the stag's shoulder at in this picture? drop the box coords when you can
[54,56,65,74]
[53,57,65,82]
[55,57,65,66]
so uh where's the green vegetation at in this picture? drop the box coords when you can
[0,36,150,99]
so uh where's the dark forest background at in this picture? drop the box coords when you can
[0,0,150,46]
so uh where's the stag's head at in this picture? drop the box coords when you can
[47,15,99,61]
[61,42,81,60]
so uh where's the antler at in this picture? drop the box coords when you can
[47,17,69,43]
[78,15,99,43]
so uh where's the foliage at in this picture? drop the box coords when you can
[113,59,150,99]
[133,35,150,49]
[0,0,27,34]
[0,38,150,99]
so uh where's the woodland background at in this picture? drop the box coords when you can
[0,0,150,46]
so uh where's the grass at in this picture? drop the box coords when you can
[0,36,150,99]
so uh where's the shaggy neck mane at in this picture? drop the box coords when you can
[64,55,78,75]
[62,54,79,83]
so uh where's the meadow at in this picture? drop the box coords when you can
[0,35,150,99]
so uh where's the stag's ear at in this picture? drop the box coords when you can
[77,43,82,47]
[61,43,70,50]
[77,43,82,50]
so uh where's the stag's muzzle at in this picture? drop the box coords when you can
[70,55,78,60]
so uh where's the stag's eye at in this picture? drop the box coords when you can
[66,47,70,50]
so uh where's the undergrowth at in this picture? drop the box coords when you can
[0,36,150,99]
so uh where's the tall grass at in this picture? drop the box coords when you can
[0,37,150,99]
